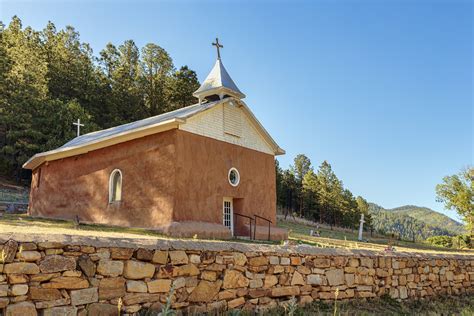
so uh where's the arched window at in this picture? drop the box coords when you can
[109,169,122,203]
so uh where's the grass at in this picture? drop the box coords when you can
[138,295,474,316]
[0,214,279,245]
[259,295,474,316]
[278,218,474,255]
[0,213,472,255]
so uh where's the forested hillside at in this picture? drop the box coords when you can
[0,16,200,181]
[369,203,465,241]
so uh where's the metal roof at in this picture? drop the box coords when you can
[193,59,245,99]
[23,98,285,170]
[61,101,218,149]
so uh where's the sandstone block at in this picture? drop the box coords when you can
[249,256,268,266]
[268,256,279,265]
[249,279,263,289]
[16,251,41,262]
[123,261,155,279]
[172,263,200,277]
[38,242,63,250]
[307,274,326,285]
[360,258,373,268]
[86,303,117,316]
[126,280,147,293]
[248,288,269,298]
[348,258,359,267]
[264,275,278,288]
[97,260,123,277]
[108,248,133,260]
[345,273,355,287]
[223,270,249,289]
[357,291,376,298]
[43,306,77,316]
[291,271,305,286]
[39,256,76,273]
[169,251,189,265]
[6,301,37,316]
[11,284,28,296]
[228,297,245,309]
[123,293,161,305]
[147,279,172,293]
[201,270,217,281]
[70,287,98,306]
[77,255,95,277]
[189,254,201,264]
[42,277,89,289]
[188,280,222,302]
[218,289,237,300]
[152,250,168,264]
[136,248,154,261]
[3,240,18,263]
[34,298,70,309]
[325,269,344,286]
[399,286,408,299]
[271,286,300,297]
[291,257,302,265]
[173,277,186,289]
[280,257,290,265]
[0,297,8,308]
[30,273,60,282]
[313,258,331,268]
[297,267,311,277]
[45,249,63,256]
[9,274,28,284]
[4,263,39,274]
[62,270,81,277]
[99,277,125,299]
[232,253,247,266]
[29,287,62,301]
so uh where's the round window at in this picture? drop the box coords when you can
[228,168,240,187]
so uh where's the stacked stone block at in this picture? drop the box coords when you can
[0,239,472,315]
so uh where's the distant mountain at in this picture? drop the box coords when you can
[368,203,465,241]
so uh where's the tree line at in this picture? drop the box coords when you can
[276,154,373,232]
[0,16,200,180]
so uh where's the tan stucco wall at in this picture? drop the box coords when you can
[29,131,177,228]
[173,130,277,227]
[28,129,278,235]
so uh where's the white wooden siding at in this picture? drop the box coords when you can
[224,103,242,137]
[179,102,274,155]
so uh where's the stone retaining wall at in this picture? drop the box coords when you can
[0,233,472,315]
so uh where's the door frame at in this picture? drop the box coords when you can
[223,197,234,236]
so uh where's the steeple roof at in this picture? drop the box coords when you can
[193,58,245,101]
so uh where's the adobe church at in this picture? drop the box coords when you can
[23,39,287,240]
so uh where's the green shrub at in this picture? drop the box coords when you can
[426,235,453,248]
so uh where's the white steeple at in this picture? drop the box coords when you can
[193,38,245,102]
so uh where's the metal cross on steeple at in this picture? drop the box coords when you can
[212,37,223,60]
[73,119,84,137]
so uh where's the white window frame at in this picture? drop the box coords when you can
[109,169,122,203]
[223,197,234,235]
[228,167,240,187]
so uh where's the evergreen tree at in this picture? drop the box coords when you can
[168,66,200,110]
[140,43,173,116]
[0,16,202,180]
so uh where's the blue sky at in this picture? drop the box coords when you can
[1,0,472,222]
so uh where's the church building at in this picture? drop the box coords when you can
[23,40,287,240]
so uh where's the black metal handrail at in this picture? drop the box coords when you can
[234,213,254,240]
[254,214,272,241]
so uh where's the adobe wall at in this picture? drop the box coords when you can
[28,131,177,228]
[0,233,472,315]
[174,130,277,227]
